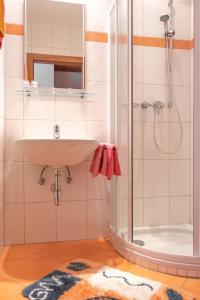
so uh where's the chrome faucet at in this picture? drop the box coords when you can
[141,101,165,114]
[54,124,60,139]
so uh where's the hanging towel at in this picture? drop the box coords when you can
[89,143,104,177]
[0,0,5,49]
[90,143,121,180]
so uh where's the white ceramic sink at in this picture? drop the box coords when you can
[16,139,99,167]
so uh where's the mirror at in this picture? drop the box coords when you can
[25,0,84,90]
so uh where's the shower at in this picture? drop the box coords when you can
[152,0,183,155]
[109,0,200,278]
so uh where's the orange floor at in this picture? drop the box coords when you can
[0,239,199,300]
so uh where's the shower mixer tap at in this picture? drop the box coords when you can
[141,101,165,114]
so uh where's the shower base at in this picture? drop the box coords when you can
[109,225,200,278]
[133,224,193,256]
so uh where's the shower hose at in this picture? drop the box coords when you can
[153,35,183,154]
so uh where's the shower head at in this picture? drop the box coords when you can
[160,14,169,23]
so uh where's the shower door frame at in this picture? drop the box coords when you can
[108,0,133,242]
[193,0,200,257]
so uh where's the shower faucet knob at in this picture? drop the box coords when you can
[141,101,153,109]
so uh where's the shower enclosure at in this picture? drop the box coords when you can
[109,0,200,277]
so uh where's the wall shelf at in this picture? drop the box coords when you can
[15,87,95,99]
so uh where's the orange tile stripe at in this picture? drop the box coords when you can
[5,23,194,50]
[133,36,194,50]
[85,31,108,43]
[5,23,24,36]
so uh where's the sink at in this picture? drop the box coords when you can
[16,139,99,167]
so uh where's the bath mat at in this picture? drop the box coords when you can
[22,259,195,300]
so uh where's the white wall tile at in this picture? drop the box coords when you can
[144,47,167,85]
[144,160,170,197]
[5,77,23,120]
[133,160,143,198]
[60,163,86,201]
[5,203,24,245]
[26,23,32,48]
[133,46,144,84]
[170,160,191,196]
[5,0,24,24]
[0,202,4,246]
[170,123,192,159]
[86,199,107,239]
[170,86,192,123]
[144,197,170,226]
[5,120,23,162]
[25,203,56,243]
[133,122,143,159]
[23,120,55,139]
[85,0,113,32]
[57,201,86,241]
[86,121,108,142]
[3,0,110,246]
[56,97,86,121]
[31,47,51,55]
[170,196,190,224]
[86,81,108,121]
[143,84,169,123]
[85,42,107,82]
[70,48,83,57]
[0,119,4,162]
[174,2,192,40]
[51,25,70,49]
[5,162,23,203]
[133,83,144,122]
[133,0,144,36]
[172,50,192,86]
[32,23,51,48]
[144,122,169,160]
[144,0,168,38]
[24,95,55,120]
[52,48,70,56]
[86,161,107,200]
[133,197,143,227]
[70,27,83,52]
[24,163,54,203]
[0,163,3,202]
[5,36,24,78]
[56,120,86,139]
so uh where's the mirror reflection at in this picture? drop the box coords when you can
[25,0,84,90]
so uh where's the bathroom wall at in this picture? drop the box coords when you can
[27,18,83,57]
[4,0,112,245]
[0,38,4,247]
[133,0,194,227]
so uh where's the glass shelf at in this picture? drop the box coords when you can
[15,87,95,99]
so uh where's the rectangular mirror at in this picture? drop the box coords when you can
[25,0,84,90]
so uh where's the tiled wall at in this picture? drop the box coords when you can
[26,22,83,57]
[133,0,194,227]
[0,40,4,247]
[4,0,112,245]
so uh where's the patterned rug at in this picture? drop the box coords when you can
[22,259,195,300]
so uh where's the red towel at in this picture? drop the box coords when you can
[89,144,104,177]
[90,143,121,180]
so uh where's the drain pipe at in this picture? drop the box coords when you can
[51,169,61,206]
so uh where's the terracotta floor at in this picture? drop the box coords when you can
[0,239,199,299]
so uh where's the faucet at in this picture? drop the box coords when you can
[54,124,60,139]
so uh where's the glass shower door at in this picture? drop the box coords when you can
[132,0,194,256]
[109,0,132,241]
